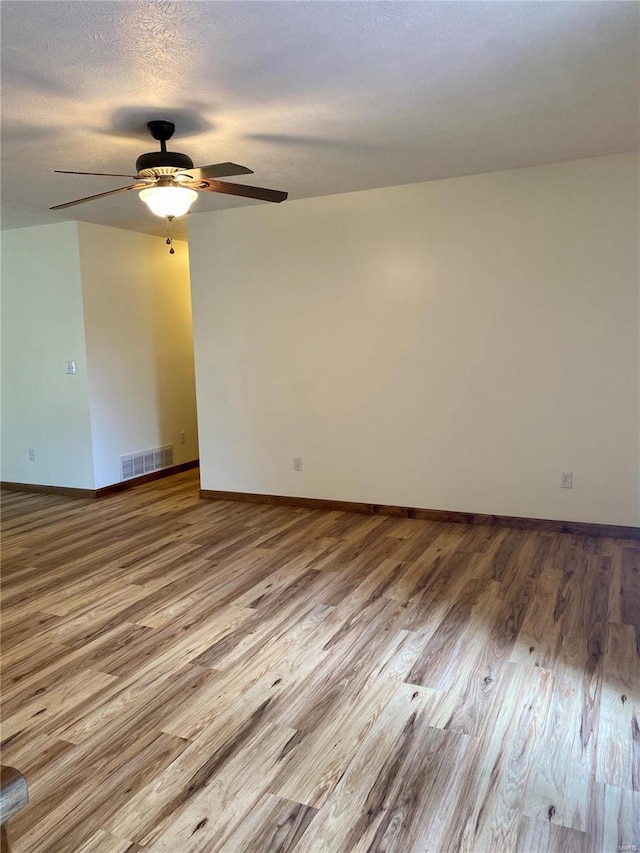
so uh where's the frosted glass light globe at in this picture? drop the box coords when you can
[139,186,198,218]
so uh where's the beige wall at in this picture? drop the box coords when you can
[78,223,198,489]
[1,221,199,490]
[1,222,95,488]
[188,153,640,526]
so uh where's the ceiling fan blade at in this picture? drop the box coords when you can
[177,162,254,181]
[198,180,288,203]
[50,184,147,210]
[55,170,140,179]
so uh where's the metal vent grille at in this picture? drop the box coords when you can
[120,444,174,481]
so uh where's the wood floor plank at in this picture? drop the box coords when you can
[515,815,585,853]
[214,793,317,853]
[382,532,464,602]
[142,723,299,850]
[1,623,153,717]
[585,782,640,852]
[406,578,500,690]
[347,725,475,853]
[1,470,638,853]
[620,546,640,654]
[15,731,189,853]
[595,622,639,791]
[52,663,216,745]
[1,668,118,741]
[523,637,600,832]
[270,646,409,807]
[510,565,563,668]
[442,662,553,852]
[423,584,528,736]
[290,682,445,852]
[76,830,141,852]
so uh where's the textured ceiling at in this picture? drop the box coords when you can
[1,1,639,239]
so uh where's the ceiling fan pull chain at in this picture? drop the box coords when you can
[166,215,175,255]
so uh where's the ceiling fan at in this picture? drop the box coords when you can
[50,120,288,219]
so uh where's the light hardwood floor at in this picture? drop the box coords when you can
[1,470,638,852]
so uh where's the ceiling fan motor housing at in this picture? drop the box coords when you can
[136,150,194,177]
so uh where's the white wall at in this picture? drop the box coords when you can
[78,223,198,489]
[188,153,640,527]
[1,222,95,488]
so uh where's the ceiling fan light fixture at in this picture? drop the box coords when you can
[50,121,287,215]
[138,185,198,218]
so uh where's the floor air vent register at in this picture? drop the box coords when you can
[120,444,174,481]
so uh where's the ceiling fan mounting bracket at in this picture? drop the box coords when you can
[147,120,176,143]
[137,120,193,173]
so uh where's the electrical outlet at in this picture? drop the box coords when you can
[28,448,36,462]
[293,457,302,472]
[560,470,573,489]
[180,431,186,445]
[65,360,77,375]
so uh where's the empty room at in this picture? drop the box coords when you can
[1,1,638,851]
